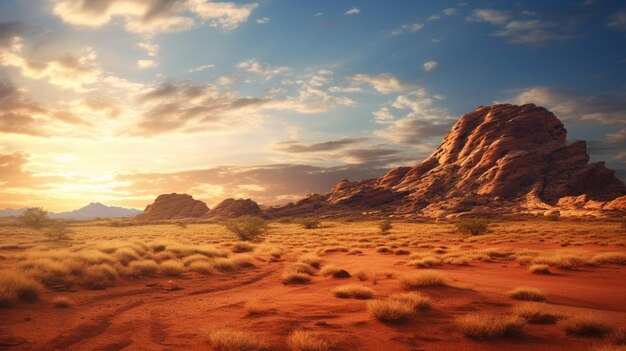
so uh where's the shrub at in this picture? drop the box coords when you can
[389,292,431,311]
[400,270,446,290]
[44,220,72,242]
[508,287,545,302]
[563,314,614,337]
[297,254,321,269]
[288,330,332,351]
[320,265,351,278]
[82,264,117,290]
[52,296,72,308]
[232,242,255,253]
[159,260,185,276]
[282,271,311,284]
[18,207,50,229]
[128,259,158,277]
[379,219,393,234]
[367,299,415,323]
[0,271,44,306]
[332,285,374,299]
[591,252,626,265]
[455,219,489,235]
[224,216,268,241]
[188,261,216,275]
[298,218,321,229]
[515,302,564,324]
[457,313,523,339]
[206,328,266,351]
[529,264,551,274]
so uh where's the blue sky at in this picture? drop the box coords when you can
[0,0,625,210]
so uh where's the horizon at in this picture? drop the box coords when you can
[1,0,625,212]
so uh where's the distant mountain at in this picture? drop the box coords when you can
[50,203,142,220]
[0,203,142,220]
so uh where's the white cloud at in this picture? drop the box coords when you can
[188,64,215,73]
[443,8,458,16]
[373,107,394,124]
[422,61,438,72]
[428,15,441,21]
[237,59,289,78]
[493,20,563,44]
[608,9,626,31]
[349,73,411,94]
[328,86,363,93]
[314,12,323,17]
[187,0,258,30]
[137,59,157,69]
[256,17,270,24]
[345,7,360,16]
[467,9,509,24]
[391,23,424,35]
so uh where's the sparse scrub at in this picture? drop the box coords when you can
[188,261,216,275]
[367,298,415,323]
[320,265,351,278]
[288,330,332,351]
[206,328,266,351]
[159,260,185,276]
[224,216,268,241]
[379,219,393,234]
[508,287,545,301]
[389,292,431,310]
[128,259,158,277]
[563,314,614,337]
[591,252,626,265]
[400,270,446,290]
[529,264,551,274]
[455,218,489,235]
[515,302,564,324]
[45,221,72,242]
[297,254,321,269]
[298,218,321,229]
[457,313,523,339]
[232,242,255,253]
[332,284,374,299]
[0,271,44,306]
[282,271,311,284]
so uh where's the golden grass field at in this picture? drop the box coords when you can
[0,219,625,350]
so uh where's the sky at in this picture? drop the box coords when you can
[0,0,625,211]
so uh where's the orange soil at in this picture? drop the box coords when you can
[1,244,625,351]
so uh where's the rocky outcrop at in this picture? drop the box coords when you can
[207,198,261,217]
[134,193,209,221]
[267,103,626,218]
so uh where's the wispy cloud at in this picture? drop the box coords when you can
[256,17,270,24]
[345,7,360,16]
[467,9,509,24]
[422,61,438,72]
[349,73,411,94]
[188,64,215,73]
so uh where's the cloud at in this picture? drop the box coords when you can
[188,63,215,72]
[422,61,438,72]
[0,151,37,187]
[443,8,458,16]
[349,73,411,94]
[391,23,424,35]
[374,89,455,145]
[274,138,365,153]
[493,20,564,45]
[427,15,441,21]
[51,0,257,34]
[256,17,269,24]
[237,59,289,78]
[138,42,159,57]
[344,7,360,16]
[137,59,157,69]
[0,38,102,92]
[608,9,626,30]
[0,21,24,48]
[507,87,626,125]
[467,9,509,24]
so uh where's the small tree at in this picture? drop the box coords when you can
[18,207,50,229]
[45,220,72,242]
[298,218,321,229]
[455,218,489,235]
[379,219,393,234]
[224,216,268,241]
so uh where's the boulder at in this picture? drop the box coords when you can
[134,193,209,221]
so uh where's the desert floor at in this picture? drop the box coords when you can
[0,219,625,351]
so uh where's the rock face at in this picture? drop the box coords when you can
[208,198,261,217]
[134,193,209,221]
[267,104,626,218]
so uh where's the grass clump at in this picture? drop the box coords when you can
[231,242,255,253]
[529,264,551,274]
[388,292,431,311]
[515,302,564,324]
[457,313,523,339]
[591,252,626,265]
[379,219,393,234]
[297,254,321,269]
[0,271,44,306]
[287,330,332,351]
[400,270,446,290]
[320,265,351,278]
[563,314,614,337]
[332,285,374,299]
[282,270,311,284]
[45,220,72,242]
[455,218,489,235]
[367,299,415,323]
[206,328,266,351]
[128,259,158,277]
[297,218,321,229]
[188,261,216,275]
[508,287,545,301]
[52,296,72,308]
[224,216,268,241]
[159,260,185,276]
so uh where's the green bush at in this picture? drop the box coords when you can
[298,218,321,229]
[455,218,489,235]
[224,216,268,241]
[18,207,50,229]
[379,219,393,234]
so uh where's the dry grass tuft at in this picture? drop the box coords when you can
[282,271,311,284]
[52,296,72,308]
[514,302,564,324]
[297,254,321,269]
[332,284,374,299]
[528,264,551,274]
[388,292,431,311]
[128,259,158,277]
[188,261,216,275]
[591,252,626,265]
[0,271,44,307]
[287,330,332,351]
[508,287,546,301]
[563,314,614,337]
[206,328,267,351]
[320,265,351,278]
[400,270,446,290]
[159,260,185,276]
[457,313,523,339]
[367,298,415,323]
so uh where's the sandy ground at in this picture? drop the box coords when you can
[0,220,625,350]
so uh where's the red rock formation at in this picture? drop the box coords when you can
[207,198,261,217]
[134,193,209,221]
[268,103,626,218]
